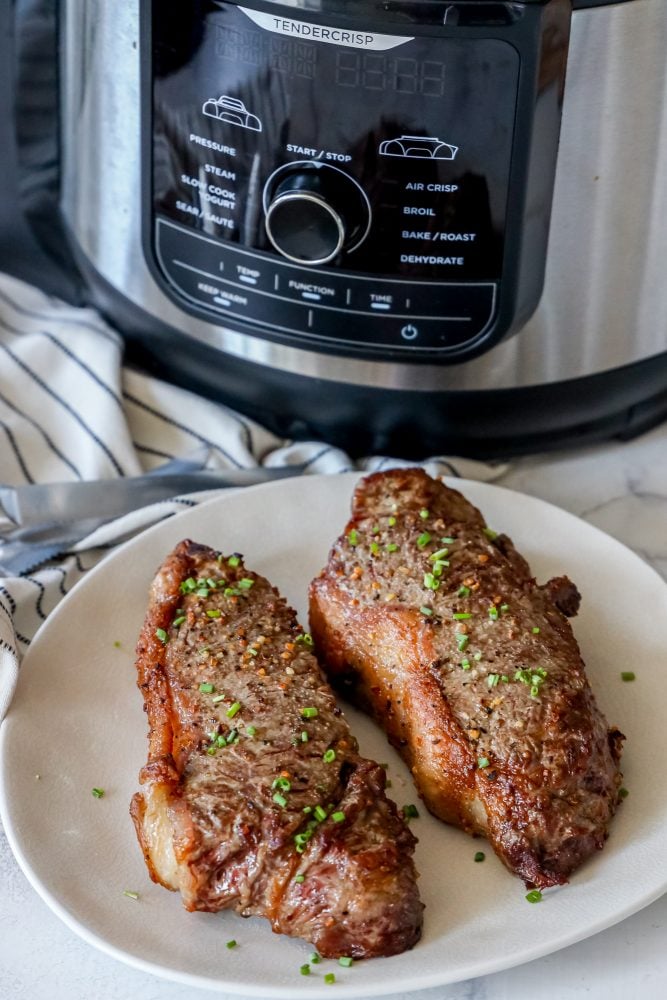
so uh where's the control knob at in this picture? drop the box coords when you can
[263,161,371,266]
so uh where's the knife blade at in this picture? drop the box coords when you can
[0,466,305,529]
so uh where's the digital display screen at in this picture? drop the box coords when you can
[334,52,446,97]
[215,22,447,96]
[152,1,520,281]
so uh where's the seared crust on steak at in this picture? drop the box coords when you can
[309,469,624,889]
[131,539,423,958]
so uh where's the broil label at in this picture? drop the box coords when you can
[239,7,414,51]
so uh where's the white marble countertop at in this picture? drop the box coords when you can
[2,423,667,1000]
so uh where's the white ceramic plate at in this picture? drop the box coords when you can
[1,474,666,998]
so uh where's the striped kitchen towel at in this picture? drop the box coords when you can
[0,271,505,719]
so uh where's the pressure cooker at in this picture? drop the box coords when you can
[1,0,666,457]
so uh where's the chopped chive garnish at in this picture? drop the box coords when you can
[500,603,510,613]
[331,811,346,823]
[487,673,500,689]
[457,585,471,598]
[91,787,104,798]
[419,508,430,520]
[461,658,471,670]
[314,804,328,821]
[323,749,337,763]
[483,527,498,540]
[515,666,548,697]
[273,776,292,791]
[300,964,311,976]
[195,588,209,597]
[432,559,449,576]
[325,973,336,985]
[402,804,419,819]
[224,587,241,597]
[474,851,485,862]
[385,542,399,553]
[226,939,237,948]
[226,701,241,718]
[180,577,196,593]
[526,890,543,903]
[273,792,288,807]
[453,612,472,620]
[199,682,215,693]
[301,706,318,719]
[310,953,321,964]
[122,889,139,899]
[488,605,499,621]
[348,529,359,546]
[417,531,431,548]
[238,578,254,590]
[456,634,469,652]
[155,628,168,644]
[338,956,353,967]
[294,874,305,883]
[172,615,186,627]
[370,541,380,555]
[419,606,433,617]
[206,608,222,618]
[532,627,541,634]
[212,694,226,704]
[387,516,397,527]
[296,632,314,647]
[228,555,241,567]
[423,572,439,591]
[477,757,490,768]
[621,671,636,682]
[243,725,256,737]
[473,651,483,661]
[441,536,456,543]
[301,730,309,742]
[430,548,449,561]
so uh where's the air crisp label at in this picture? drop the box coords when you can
[239,6,414,50]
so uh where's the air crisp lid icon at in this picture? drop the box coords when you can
[379,135,458,160]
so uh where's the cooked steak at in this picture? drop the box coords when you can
[309,469,624,889]
[130,539,423,958]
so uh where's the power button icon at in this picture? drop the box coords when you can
[401,323,419,341]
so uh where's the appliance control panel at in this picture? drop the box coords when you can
[145,0,571,361]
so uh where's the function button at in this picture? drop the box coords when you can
[280,275,347,308]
